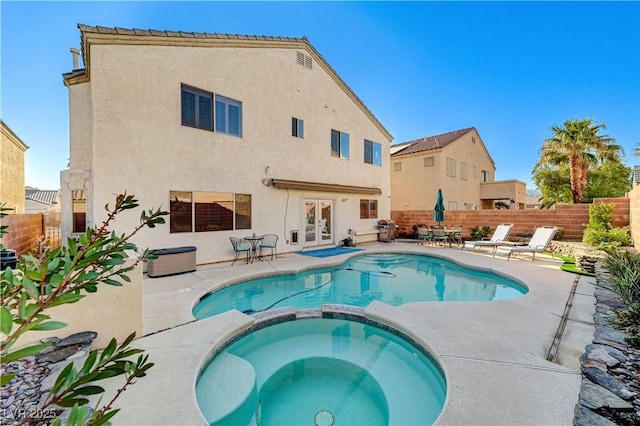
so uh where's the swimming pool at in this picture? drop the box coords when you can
[196,317,447,425]
[193,253,527,318]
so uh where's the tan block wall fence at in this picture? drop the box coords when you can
[629,186,640,250]
[391,197,630,241]
[0,213,43,254]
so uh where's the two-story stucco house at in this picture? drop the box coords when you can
[1,120,29,214]
[61,25,392,264]
[390,127,526,211]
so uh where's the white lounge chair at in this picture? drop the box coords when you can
[461,224,513,252]
[493,226,557,261]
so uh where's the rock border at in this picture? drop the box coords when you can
[574,265,640,425]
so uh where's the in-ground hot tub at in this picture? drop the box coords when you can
[196,317,446,425]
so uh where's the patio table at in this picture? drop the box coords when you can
[243,235,264,263]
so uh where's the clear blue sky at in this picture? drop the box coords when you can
[2,1,639,191]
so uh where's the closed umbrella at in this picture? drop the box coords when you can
[434,189,445,225]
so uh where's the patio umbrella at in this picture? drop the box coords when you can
[434,188,445,225]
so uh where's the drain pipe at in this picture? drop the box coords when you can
[546,274,581,363]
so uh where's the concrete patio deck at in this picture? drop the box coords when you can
[107,241,596,425]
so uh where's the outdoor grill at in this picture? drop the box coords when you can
[378,220,396,243]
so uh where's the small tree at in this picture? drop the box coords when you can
[1,193,168,425]
[582,203,630,249]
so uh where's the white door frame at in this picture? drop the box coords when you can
[303,199,333,247]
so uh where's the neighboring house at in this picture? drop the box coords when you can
[25,187,61,213]
[61,25,392,264]
[1,120,29,213]
[391,127,525,211]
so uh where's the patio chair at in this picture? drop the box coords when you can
[417,227,431,246]
[229,237,251,265]
[493,226,557,261]
[259,234,278,260]
[461,223,513,252]
[431,226,449,247]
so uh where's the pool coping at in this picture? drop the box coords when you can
[107,242,596,425]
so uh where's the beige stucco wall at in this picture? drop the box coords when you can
[390,129,496,211]
[629,185,640,250]
[13,252,142,350]
[63,41,391,264]
[1,122,28,213]
[480,180,527,209]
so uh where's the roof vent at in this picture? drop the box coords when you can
[296,51,312,69]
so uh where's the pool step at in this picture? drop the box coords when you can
[197,353,258,425]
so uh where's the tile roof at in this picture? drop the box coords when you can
[391,128,475,157]
[25,189,60,206]
[65,24,392,141]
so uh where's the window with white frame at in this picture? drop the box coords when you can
[181,84,242,136]
[331,129,349,159]
[473,165,478,177]
[461,162,468,180]
[215,95,242,136]
[448,201,458,210]
[292,117,304,138]
[446,158,456,177]
[424,156,434,167]
[181,85,213,131]
[364,140,381,166]
[481,170,489,182]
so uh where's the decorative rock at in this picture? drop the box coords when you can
[593,328,631,351]
[574,404,617,426]
[56,331,98,348]
[581,344,626,367]
[579,379,634,410]
[38,344,83,363]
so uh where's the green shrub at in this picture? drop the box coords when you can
[582,203,630,247]
[470,226,492,241]
[602,248,640,340]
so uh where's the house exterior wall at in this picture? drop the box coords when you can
[63,36,391,264]
[1,122,28,213]
[629,185,640,250]
[390,129,495,211]
[479,180,527,209]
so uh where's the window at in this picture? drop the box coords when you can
[181,85,213,131]
[461,162,468,180]
[448,201,458,210]
[424,156,434,167]
[181,85,242,136]
[331,129,349,159]
[473,165,478,177]
[292,117,304,138]
[170,191,251,233]
[72,190,86,233]
[215,95,242,136]
[446,158,456,177]
[481,170,489,182]
[360,200,378,219]
[393,162,402,171]
[364,140,381,166]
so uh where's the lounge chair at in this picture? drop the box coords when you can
[493,226,557,261]
[461,224,513,252]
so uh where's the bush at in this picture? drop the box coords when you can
[470,226,491,241]
[1,194,168,425]
[601,248,640,339]
[582,203,630,248]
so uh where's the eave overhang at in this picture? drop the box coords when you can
[268,178,382,196]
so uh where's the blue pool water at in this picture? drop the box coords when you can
[193,253,527,318]
[196,318,447,425]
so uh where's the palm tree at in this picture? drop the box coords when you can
[534,118,623,203]
[634,142,640,157]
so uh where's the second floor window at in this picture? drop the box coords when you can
[364,140,381,166]
[181,85,242,136]
[292,117,304,138]
[446,158,456,177]
[331,129,349,159]
[182,86,213,131]
[461,162,468,180]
